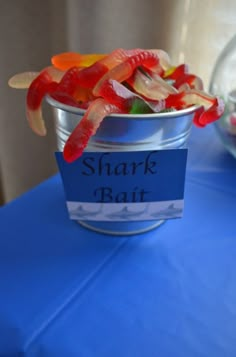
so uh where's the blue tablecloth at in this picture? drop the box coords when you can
[0,125,236,357]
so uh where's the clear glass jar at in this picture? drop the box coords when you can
[209,34,236,159]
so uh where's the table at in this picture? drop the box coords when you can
[0,125,236,357]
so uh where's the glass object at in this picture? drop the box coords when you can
[209,34,236,159]
[47,96,198,236]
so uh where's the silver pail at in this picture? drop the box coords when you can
[47,96,198,236]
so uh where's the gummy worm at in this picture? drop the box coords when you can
[93,50,162,97]
[96,78,154,114]
[8,66,64,89]
[127,68,177,101]
[26,69,59,135]
[51,52,107,70]
[63,98,123,163]
[165,89,225,127]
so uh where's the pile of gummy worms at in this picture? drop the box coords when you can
[8,48,225,163]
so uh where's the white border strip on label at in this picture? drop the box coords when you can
[66,200,184,221]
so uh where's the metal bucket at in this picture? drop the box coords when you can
[47,96,198,236]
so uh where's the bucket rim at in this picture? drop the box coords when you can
[46,95,200,120]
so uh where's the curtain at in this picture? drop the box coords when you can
[0,0,235,204]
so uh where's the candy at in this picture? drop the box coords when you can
[174,73,204,91]
[52,48,171,73]
[8,66,64,89]
[164,89,225,127]
[8,71,39,89]
[96,78,154,114]
[98,48,140,70]
[8,48,225,163]
[149,49,171,71]
[164,64,189,79]
[9,66,65,134]
[63,98,122,163]
[93,50,162,97]
[127,68,177,101]
[50,91,86,109]
[59,48,145,90]
[51,52,106,70]
[26,69,58,135]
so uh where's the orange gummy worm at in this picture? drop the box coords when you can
[51,52,107,70]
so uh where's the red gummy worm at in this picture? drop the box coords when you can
[95,79,135,111]
[93,50,160,96]
[193,97,225,127]
[125,50,160,72]
[164,92,186,109]
[174,74,204,91]
[165,64,189,80]
[56,63,108,95]
[76,62,108,88]
[27,70,57,110]
[50,91,83,108]
[63,98,122,163]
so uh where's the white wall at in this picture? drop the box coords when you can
[167,0,236,89]
[0,0,68,202]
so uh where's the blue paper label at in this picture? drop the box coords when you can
[55,149,188,221]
